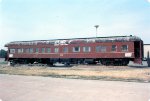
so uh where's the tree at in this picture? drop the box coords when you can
[0,49,7,58]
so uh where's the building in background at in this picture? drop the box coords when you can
[144,44,150,60]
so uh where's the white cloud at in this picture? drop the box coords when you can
[148,0,150,3]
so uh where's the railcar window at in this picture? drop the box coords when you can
[36,48,39,53]
[42,48,45,53]
[73,46,80,52]
[29,48,33,53]
[47,48,51,53]
[121,45,128,51]
[96,46,99,52]
[18,48,23,53]
[26,48,29,53]
[112,45,117,51]
[101,46,107,52]
[83,46,91,52]
[96,46,107,52]
[63,47,68,53]
[10,49,15,53]
[54,48,59,53]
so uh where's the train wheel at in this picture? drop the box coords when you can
[48,62,54,67]
[10,60,16,66]
[122,60,129,66]
[64,62,70,67]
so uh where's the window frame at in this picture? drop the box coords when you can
[42,48,45,53]
[73,46,80,52]
[47,48,51,53]
[96,46,107,52]
[26,48,29,53]
[121,45,128,52]
[83,46,91,52]
[63,47,68,53]
[29,48,33,53]
[18,48,24,53]
[111,45,117,52]
[36,48,39,53]
[10,49,15,53]
[54,47,59,53]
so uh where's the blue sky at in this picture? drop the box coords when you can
[0,0,150,49]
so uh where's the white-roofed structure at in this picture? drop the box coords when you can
[144,44,150,59]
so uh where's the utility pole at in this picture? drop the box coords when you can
[147,51,150,67]
[94,25,99,37]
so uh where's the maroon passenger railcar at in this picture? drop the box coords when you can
[5,36,143,66]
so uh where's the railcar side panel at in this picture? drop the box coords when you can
[8,42,135,59]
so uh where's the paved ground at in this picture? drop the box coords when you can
[0,74,150,101]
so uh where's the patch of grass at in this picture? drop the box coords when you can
[0,61,8,64]
[0,65,150,82]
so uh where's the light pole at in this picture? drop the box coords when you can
[94,25,99,37]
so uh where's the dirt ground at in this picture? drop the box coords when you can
[0,74,150,101]
[0,61,150,82]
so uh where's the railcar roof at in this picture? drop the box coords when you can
[5,35,142,46]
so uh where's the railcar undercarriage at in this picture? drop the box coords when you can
[9,58,130,66]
